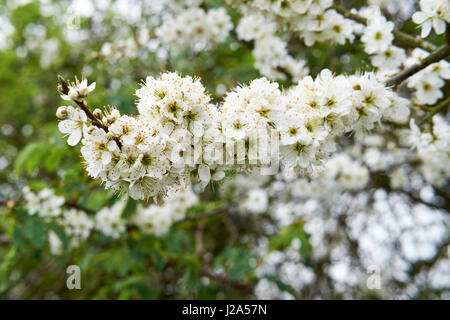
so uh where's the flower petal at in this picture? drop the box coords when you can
[102,151,112,165]
[432,18,446,35]
[67,129,82,146]
[58,120,74,134]
[198,164,211,183]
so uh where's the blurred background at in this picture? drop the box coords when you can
[0,0,449,299]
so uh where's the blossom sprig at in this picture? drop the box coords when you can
[60,73,96,102]
[56,71,406,201]
[57,75,123,149]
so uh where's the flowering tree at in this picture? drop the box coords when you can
[0,0,449,299]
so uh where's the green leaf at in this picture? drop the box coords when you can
[263,275,299,299]
[23,217,47,248]
[14,142,48,175]
[121,198,138,219]
[214,248,254,281]
[269,220,313,260]
[44,146,67,172]
[12,228,26,248]
[48,221,69,250]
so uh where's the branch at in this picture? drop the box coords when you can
[386,44,450,87]
[201,269,253,296]
[57,75,122,148]
[331,4,437,52]
[57,75,108,131]
[419,96,450,125]
[174,206,228,225]
[64,201,96,214]
[0,234,10,245]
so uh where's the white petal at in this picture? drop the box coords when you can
[88,82,96,92]
[90,161,103,178]
[432,18,446,35]
[212,171,225,181]
[67,129,82,146]
[421,21,432,38]
[198,164,211,183]
[107,140,118,151]
[129,183,144,200]
[78,110,87,122]
[122,135,135,145]
[102,151,112,165]
[58,120,74,134]
[412,12,426,24]
[109,164,121,181]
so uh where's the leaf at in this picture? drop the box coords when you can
[14,142,48,175]
[263,275,299,299]
[12,228,26,248]
[214,248,254,281]
[121,198,138,219]
[23,218,47,248]
[48,221,69,250]
[269,220,313,260]
[44,146,67,172]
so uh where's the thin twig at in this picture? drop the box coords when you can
[64,201,96,214]
[419,96,450,124]
[201,269,253,296]
[175,206,228,225]
[57,75,122,148]
[57,75,108,131]
[386,44,450,87]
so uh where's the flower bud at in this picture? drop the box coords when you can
[108,109,120,123]
[56,106,68,119]
[78,86,89,97]
[68,87,79,100]
[87,126,96,135]
[93,108,103,119]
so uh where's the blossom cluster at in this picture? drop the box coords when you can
[22,186,65,218]
[133,187,198,236]
[235,0,355,47]
[236,13,309,80]
[23,186,199,252]
[219,150,449,299]
[228,152,370,215]
[155,7,232,52]
[57,70,403,200]
[23,186,93,251]
[405,48,450,105]
[402,116,450,187]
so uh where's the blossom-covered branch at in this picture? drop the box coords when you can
[57,75,107,132]
[332,3,437,52]
[386,44,450,87]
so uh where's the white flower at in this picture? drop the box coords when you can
[58,106,88,146]
[61,74,96,101]
[60,209,94,242]
[243,189,268,214]
[23,187,65,218]
[412,0,450,38]
[361,18,394,54]
[371,46,406,73]
[95,201,126,238]
[156,8,232,52]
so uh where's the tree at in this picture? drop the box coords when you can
[0,0,449,299]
